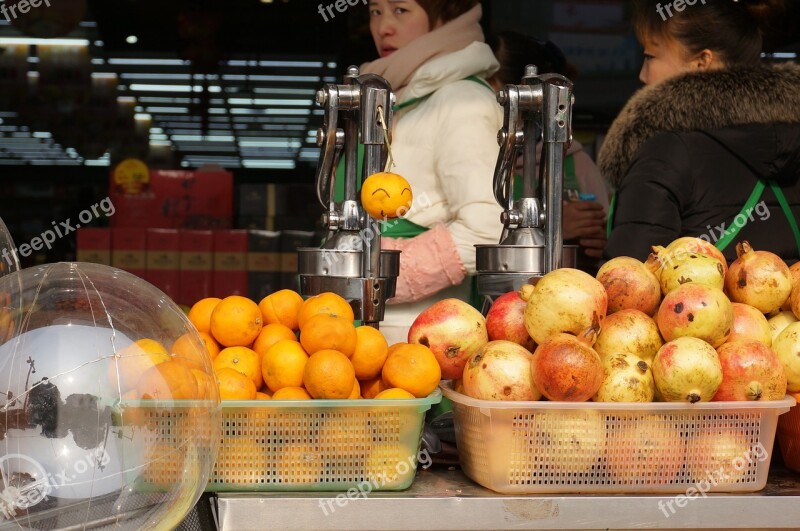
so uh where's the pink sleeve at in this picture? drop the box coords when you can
[381,223,467,304]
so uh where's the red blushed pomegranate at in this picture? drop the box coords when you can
[661,236,729,277]
[724,241,792,314]
[781,261,800,311]
[531,331,603,402]
[652,337,723,403]
[521,268,608,346]
[713,339,787,401]
[656,282,733,348]
[408,298,488,380]
[728,303,772,347]
[772,321,800,392]
[596,256,661,316]
[593,308,663,365]
[462,340,540,401]
[485,291,535,351]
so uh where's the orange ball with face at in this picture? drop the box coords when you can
[360,172,413,220]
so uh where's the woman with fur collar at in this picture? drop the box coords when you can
[363,0,503,343]
[599,0,800,263]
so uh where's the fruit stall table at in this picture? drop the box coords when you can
[207,463,800,530]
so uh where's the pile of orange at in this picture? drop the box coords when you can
[118,289,441,402]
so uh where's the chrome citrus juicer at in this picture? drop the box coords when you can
[297,66,400,329]
[475,65,578,314]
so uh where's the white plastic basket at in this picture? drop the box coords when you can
[441,381,795,494]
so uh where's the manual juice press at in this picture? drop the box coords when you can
[475,65,578,314]
[297,66,399,329]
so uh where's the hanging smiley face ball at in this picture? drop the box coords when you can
[360,172,413,219]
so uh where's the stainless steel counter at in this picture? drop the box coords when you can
[213,465,800,531]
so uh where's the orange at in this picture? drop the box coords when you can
[360,171,413,220]
[109,338,172,392]
[297,292,354,329]
[136,360,200,400]
[303,349,355,399]
[299,314,357,357]
[350,326,389,379]
[374,388,416,399]
[170,332,217,372]
[197,332,221,361]
[191,369,218,400]
[210,295,263,347]
[255,391,272,400]
[252,323,297,358]
[271,386,312,400]
[188,297,222,334]
[381,343,441,398]
[348,379,361,399]
[216,367,257,400]
[359,376,388,399]
[261,339,309,392]
[259,289,304,331]
[213,346,263,390]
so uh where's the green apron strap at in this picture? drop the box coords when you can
[381,217,428,237]
[715,180,766,251]
[768,181,800,254]
[606,192,617,238]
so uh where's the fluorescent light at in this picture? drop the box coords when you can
[227,98,312,106]
[146,107,189,114]
[85,159,111,166]
[230,108,311,116]
[109,58,186,66]
[91,58,105,65]
[222,75,321,82]
[239,139,302,148]
[172,134,236,142]
[0,38,89,46]
[149,140,172,147]
[121,73,193,80]
[126,35,139,44]
[135,113,153,121]
[242,159,296,169]
[32,132,51,139]
[253,88,316,96]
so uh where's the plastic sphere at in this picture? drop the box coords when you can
[0,262,220,529]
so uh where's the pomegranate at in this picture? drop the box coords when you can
[781,261,800,311]
[593,308,663,364]
[462,340,540,401]
[533,411,606,475]
[592,352,655,402]
[408,298,488,380]
[713,339,787,401]
[531,329,603,402]
[521,268,607,345]
[660,236,729,276]
[688,429,755,484]
[728,303,772,346]
[768,310,798,342]
[485,291,535,351]
[657,252,725,295]
[607,416,684,483]
[596,256,661,316]
[652,336,723,403]
[656,282,733,348]
[791,283,800,321]
[773,322,800,392]
[724,241,792,314]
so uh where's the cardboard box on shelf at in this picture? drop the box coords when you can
[110,166,233,230]
[247,230,281,303]
[76,227,111,265]
[111,228,146,279]
[179,230,214,307]
[280,230,318,293]
[146,228,181,301]
[213,230,249,298]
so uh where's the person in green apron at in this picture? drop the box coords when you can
[343,0,504,347]
[599,0,800,263]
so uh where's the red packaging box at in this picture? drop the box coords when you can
[247,230,282,303]
[213,230,249,298]
[146,228,181,301]
[111,228,146,279]
[76,228,111,265]
[110,168,233,230]
[179,230,214,307]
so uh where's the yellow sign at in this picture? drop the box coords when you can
[113,158,150,194]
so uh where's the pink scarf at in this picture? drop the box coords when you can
[360,4,484,99]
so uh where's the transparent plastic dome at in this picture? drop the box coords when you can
[0,217,19,281]
[0,262,221,529]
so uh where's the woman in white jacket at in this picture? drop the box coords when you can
[361,0,504,344]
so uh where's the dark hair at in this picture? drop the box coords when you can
[415,0,479,29]
[487,31,574,87]
[633,0,786,66]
